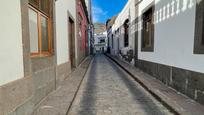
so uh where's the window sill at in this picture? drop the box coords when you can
[141,47,154,52]
[31,53,54,58]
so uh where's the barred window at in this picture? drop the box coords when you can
[141,6,154,52]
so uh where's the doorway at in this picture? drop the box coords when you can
[68,17,75,69]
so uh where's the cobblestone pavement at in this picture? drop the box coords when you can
[68,54,173,115]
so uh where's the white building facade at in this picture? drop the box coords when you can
[94,32,108,53]
[110,0,136,64]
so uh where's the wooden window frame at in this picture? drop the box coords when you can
[141,5,154,52]
[29,0,50,16]
[29,5,53,57]
[29,0,39,9]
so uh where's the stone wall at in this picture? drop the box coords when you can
[56,62,71,87]
[194,0,204,54]
[0,77,33,115]
[136,59,204,105]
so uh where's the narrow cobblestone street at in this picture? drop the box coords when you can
[2,0,204,115]
[68,54,173,115]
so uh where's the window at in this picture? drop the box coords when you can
[194,0,204,54]
[124,19,129,47]
[78,14,83,38]
[141,6,154,52]
[29,0,50,15]
[78,13,83,50]
[112,34,114,49]
[28,0,52,57]
[100,39,105,43]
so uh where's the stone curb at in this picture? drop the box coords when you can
[32,55,94,115]
[65,56,94,115]
[105,54,204,115]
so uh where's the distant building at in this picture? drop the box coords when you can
[94,22,106,33]
[93,23,107,53]
[94,32,108,53]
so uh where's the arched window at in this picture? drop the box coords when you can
[124,19,129,47]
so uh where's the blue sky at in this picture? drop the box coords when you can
[92,0,128,24]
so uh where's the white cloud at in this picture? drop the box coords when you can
[92,5,108,23]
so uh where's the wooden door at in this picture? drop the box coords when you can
[68,18,75,69]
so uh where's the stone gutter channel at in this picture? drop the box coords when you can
[105,54,204,115]
[32,55,94,115]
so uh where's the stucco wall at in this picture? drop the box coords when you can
[110,0,136,63]
[55,0,76,65]
[0,0,24,85]
[77,1,88,64]
[138,0,204,73]
[113,0,136,49]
